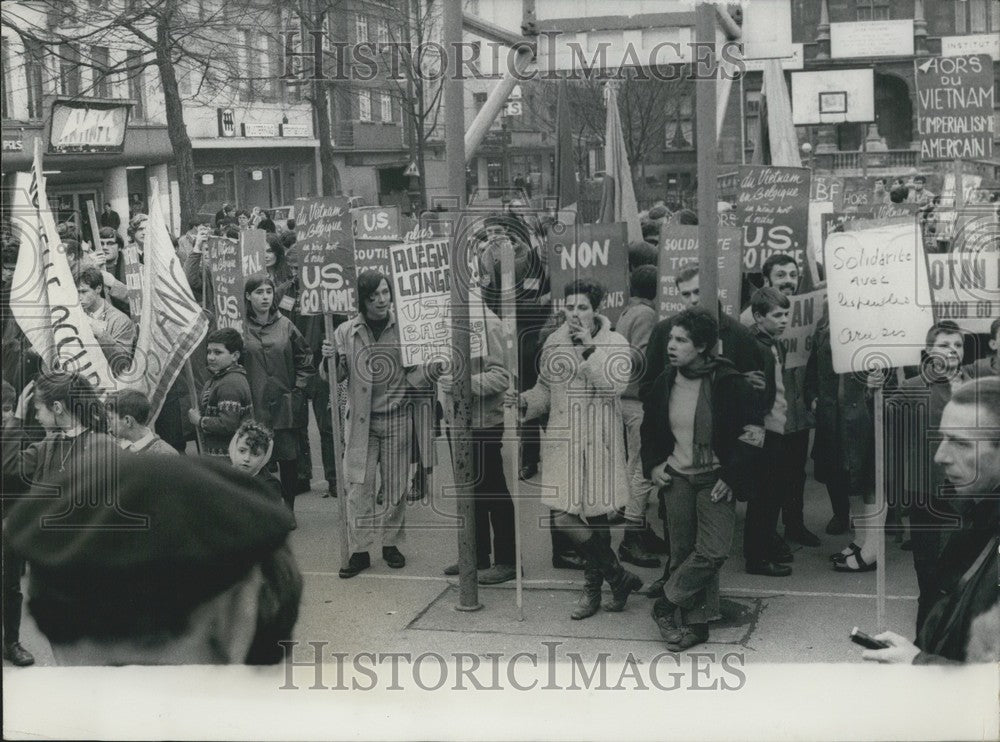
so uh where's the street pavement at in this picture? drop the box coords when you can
[6,424,918,669]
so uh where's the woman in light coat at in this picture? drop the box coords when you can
[518,278,641,619]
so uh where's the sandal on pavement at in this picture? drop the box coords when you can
[830,541,861,563]
[833,545,876,573]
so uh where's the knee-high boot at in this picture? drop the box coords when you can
[570,566,603,620]
[575,529,642,612]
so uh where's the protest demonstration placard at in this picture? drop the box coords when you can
[353,205,402,241]
[295,196,357,316]
[737,164,811,273]
[919,251,1000,333]
[824,222,934,374]
[811,174,844,211]
[239,228,267,276]
[547,222,629,325]
[780,289,826,370]
[122,245,143,316]
[388,239,486,366]
[915,54,995,161]
[353,239,394,276]
[207,235,246,335]
[657,225,742,319]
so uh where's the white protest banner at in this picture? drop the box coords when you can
[825,222,934,374]
[10,142,115,392]
[915,54,994,161]
[919,252,1000,333]
[296,196,357,316]
[121,186,208,420]
[547,222,629,325]
[657,225,742,319]
[780,289,827,369]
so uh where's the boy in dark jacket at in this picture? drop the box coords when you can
[640,308,764,651]
[190,328,254,456]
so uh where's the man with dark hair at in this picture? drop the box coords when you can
[743,287,796,576]
[641,307,763,650]
[907,175,935,206]
[105,390,178,455]
[5,454,300,665]
[965,317,1000,379]
[192,327,254,457]
[74,265,136,371]
[863,378,999,664]
[323,270,442,578]
[616,265,663,567]
[99,202,121,231]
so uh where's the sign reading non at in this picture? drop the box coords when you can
[295,196,357,316]
[915,54,995,161]
[737,165,811,273]
[657,225,742,319]
[547,222,629,326]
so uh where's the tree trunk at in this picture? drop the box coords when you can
[155,18,195,230]
[313,81,340,196]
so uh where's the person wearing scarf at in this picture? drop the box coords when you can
[640,308,764,652]
[229,421,282,504]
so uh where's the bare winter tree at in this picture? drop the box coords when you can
[2,0,287,227]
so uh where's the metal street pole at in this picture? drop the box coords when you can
[443,0,481,612]
[695,2,719,322]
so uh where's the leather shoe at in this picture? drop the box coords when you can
[338,551,371,578]
[552,553,586,570]
[825,516,849,535]
[382,546,406,569]
[770,550,794,564]
[642,577,667,598]
[785,526,821,547]
[745,560,792,577]
[478,564,517,584]
[618,534,661,568]
[3,642,35,667]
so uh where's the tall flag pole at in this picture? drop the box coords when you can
[598,81,642,243]
[554,79,579,221]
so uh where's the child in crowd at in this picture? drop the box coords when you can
[190,327,254,456]
[229,421,283,505]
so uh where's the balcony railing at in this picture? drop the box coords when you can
[814,149,919,173]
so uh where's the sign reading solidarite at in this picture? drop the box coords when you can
[547,222,629,326]
[825,222,934,374]
[737,165,811,273]
[915,54,995,161]
[295,196,357,316]
[657,225,742,319]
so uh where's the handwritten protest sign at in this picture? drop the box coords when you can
[121,246,143,316]
[657,225,742,319]
[353,239,394,276]
[295,196,357,316]
[388,240,485,366]
[781,289,826,369]
[353,206,401,241]
[547,222,629,325]
[240,229,267,277]
[915,54,994,161]
[737,165,811,273]
[919,252,1000,333]
[207,236,245,335]
[825,222,934,374]
[811,174,844,211]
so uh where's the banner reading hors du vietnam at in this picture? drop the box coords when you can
[389,239,486,367]
[296,196,357,316]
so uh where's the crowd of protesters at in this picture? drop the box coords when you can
[0,188,997,668]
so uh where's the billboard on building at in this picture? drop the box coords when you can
[48,100,131,154]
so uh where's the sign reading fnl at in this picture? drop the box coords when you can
[49,102,130,154]
[915,54,995,161]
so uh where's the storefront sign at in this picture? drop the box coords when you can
[941,34,1000,62]
[2,133,23,152]
[736,165,811,273]
[242,122,281,138]
[295,196,357,315]
[915,54,995,162]
[49,101,129,154]
[218,109,235,137]
[830,20,914,59]
[280,123,310,137]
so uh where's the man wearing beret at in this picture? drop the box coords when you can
[5,453,301,665]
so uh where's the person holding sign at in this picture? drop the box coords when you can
[322,271,442,579]
[516,279,642,620]
[242,275,316,514]
[641,308,764,651]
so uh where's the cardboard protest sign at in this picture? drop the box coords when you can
[239,229,268,277]
[547,222,629,325]
[353,239,394,276]
[295,196,357,316]
[915,54,994,161]
[122,245,143,316]
[737,165,811,274]
[353,205,402,241]
[657,225,742,319]
[919,252,1000,333]
[811,174,844,211]
[779,289,826,370]
[388,239,486,366]
[825,222,934,374]
[207,236,245,335]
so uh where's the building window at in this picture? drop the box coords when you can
[665,93,694,150]
[60,44,82,96]
[355,14,369,43]
[955,0,1000,32]
[473,91,487,111]
[126,49,144,119]
[376,18,389,44]
[24,38,43,119]
[359,89,372,121]
[92,45,110,98]
[380,90,392,122]
[744,90,761,152]
[855,0,890,21]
